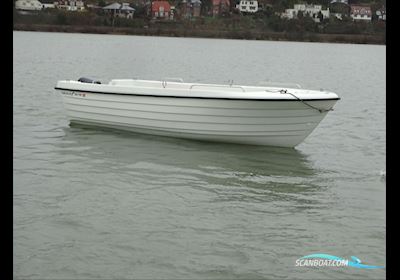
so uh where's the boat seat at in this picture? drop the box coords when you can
[78,77,101,84]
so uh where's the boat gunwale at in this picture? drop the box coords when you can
[55,87,341,102]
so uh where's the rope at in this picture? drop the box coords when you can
[279,89,333,113]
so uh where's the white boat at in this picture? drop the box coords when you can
[55,77,340,148]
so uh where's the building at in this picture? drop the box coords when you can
[103,3,136,18]
[282,4,330,23]
[151,1,172,19]
[257,0,273,11]
[236,0,258,13]
[15,0,43,11]
[350,5,371,21]
[55,1,85,11]
[376,6,386,21]
[41,0,56,9]
[212,0,230,16]
[330,0,348,4]
[86,4,102,10]
[181,0,202,18]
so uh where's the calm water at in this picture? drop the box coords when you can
[13,31,386,279]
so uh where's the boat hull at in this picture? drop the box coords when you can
[58,90,337,147]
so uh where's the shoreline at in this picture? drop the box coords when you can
[13,23,385,45]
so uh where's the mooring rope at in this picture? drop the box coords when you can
[278,89,333,113]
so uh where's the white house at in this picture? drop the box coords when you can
[42,3,55,8]
[376,7,386,21]
[330,0,348,4]
[15,0,43,11]
[55,1,85,11]
[282,4,330,22]
[103,3,136,19]
[40,0,56,8]
[236,0,258,13]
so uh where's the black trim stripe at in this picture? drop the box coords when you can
[55,87,341,102]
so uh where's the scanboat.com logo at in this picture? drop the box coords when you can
[295,254,384,269]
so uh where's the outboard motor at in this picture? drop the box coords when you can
[78,77,101,84]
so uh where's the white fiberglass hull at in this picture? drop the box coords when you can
[55,79,340,147]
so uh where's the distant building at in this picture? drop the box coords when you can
[151,1,172,19]
[103,3,136,19]
[376,6,386,21]
[350,5,371,21]
[282,4,330,23]
[54,1,85,11]
[212,0,230,16]
[42,3,55,9]
[257,0,273,11]
[236,0,258,13]
[330,0,348,4]
[181,0,202,19]
[41,0,56,9]
[15,0,43,11]
[86,4,102,10]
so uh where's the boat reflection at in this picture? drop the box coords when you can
[56,124,324,205]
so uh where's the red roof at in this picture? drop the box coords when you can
[152,1,171,12]
[350,5,372,16]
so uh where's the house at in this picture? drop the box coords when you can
[41,0,56,9]
[86,4,102,10]
[350,5,371,21]
[151,1,172,19]
[43,3,55,9]
[181,0,202,18]
[236,0,258,13]
[170,5,176,19]
[15,0,43,11]
[330,0,348,4]
[212,0,230,16]
[282,4,329,23]
[257,0,273,11]
[55,1,85,11]
[376,6,386,21]
[103,3,136,19]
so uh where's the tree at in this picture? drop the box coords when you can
[317,10,323,22]
[98,0,106,7]
[297,10,303,19]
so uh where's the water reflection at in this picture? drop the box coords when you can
[60,124,316,176]
[54,125,327,205]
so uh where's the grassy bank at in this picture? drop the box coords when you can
[14,23,385,45]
